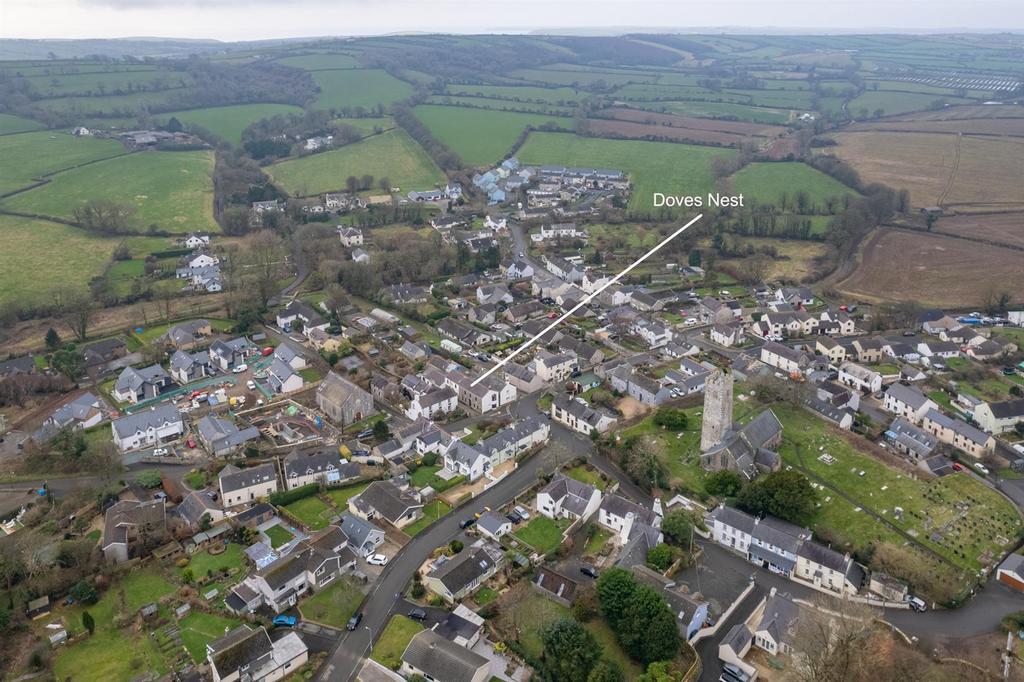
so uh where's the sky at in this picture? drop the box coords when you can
[2,0,1023,41]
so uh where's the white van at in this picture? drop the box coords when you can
[907,595,927,612]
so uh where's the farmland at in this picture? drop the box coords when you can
[0,130,125,195]
[414,105,569,166]
[2,150,218,233]
[849,90,973,117]
[836,229,1024,307]
[267,129,445,196]
[730,161,857,211]
[630,100,793,124]
[275,53,360,69]
[932,212,1024,249]
[157,103,304,146]
[590,107,786,147]
[715,237,831,281]
[309,68,414,111]
[847,117,1024,137]
[0,113,44,134]
[0,214,122,307]
[516,132,734,214]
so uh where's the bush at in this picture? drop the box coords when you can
[653,408,688,430]
[705,469,743,497]
[421,452,438,467]
[646,543,675,571]
[411,583,425,599]
[70,579,98,605]
[269,483,319,506]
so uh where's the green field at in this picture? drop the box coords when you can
[24,69,192,97]
[158,103,303,146]
[370,616,424,669]
[179,611,243,663]
[730,162,858,212]
[0,214,121,307]
[3,149,218,233]
[276,53,360,69]
[268,129,445,196]
[334,116,393,135]
[849,90,974,117]
[0,113,43,134]
[414,105,568,166]
[634,100,793,124]
[517,132,734,214]
[444,84,585,104]
[310,68,414,111]
[0,130,125,195]
[33,88,197,116]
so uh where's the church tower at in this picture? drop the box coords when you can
[700,368,733,451]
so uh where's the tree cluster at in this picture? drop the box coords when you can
[596,567,681,665]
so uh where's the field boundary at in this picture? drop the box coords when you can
[0,148,133,199]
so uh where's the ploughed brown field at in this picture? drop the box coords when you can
[874,104,1024,121]
[847,118,1024,137]
[836,228,1024,307]
[830,131,1024,212]
[589,107,786,146]
[932,212,1024,249]
[598,107,785,137]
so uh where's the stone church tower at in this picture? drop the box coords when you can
[700,368,733,451]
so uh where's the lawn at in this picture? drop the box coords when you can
[325,482,370,510]
[474,586,499,605]
[182,543,246,582]
[620,405,711,495]
[0,130,124,194]
[496,589,570,659]
[299,366,323,383]
[265,524,295,549]
[284,495,336,530]
[414,105,569,166]
[370,615,424,670]
[867,363,900,375]
[267,129,445,197]
[566,464,606,490]
[0,113,43,134]
[583,527,614,556]
[300,577,364,628]
[404,499,452,536]
[178,611,243,663]
[310,68,414,111]
[3,149,218,234]
[410,465,442,487]
[158,103,303,146]
[516,132,734,215]
[513,516,569,554]
[729,162,857,214]
[0,214,121,307]
[184,469,207,489]
[584,618,644,679]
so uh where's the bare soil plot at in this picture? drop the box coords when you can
[879,104,1024,121]
[836,229,1024,307]
[598,107,785,138]
[932,212,1024,249]
[847,118,1024,137]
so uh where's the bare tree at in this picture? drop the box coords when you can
[792,596,881,682]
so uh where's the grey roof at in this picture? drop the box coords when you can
[209,626,274,679]
[476,511,509,535]
[352,481,422,524]
[756,593,800,647]
[0,355,35,376]
[283,448,349,479]
[987,398,1024,419]
[433,612,483,643]
[721,623,753,653]
[797,541,849,573]
[401,630,488,682]
[999,553,1024,575]
[427,543,502,594]
[539,474,597,516]
[318,371,374,410]
[197,415,260,451]
[49,393,101,428]
[600,493,657,526]
[752,517,807,554]
[114,364,170,393]
[885,383,932,411]
[340,513,383,553]
[177,490,219,527]
[887,417,938,457]
[709,505,757,534]
[219,461,277,494]
[111,404,182,439]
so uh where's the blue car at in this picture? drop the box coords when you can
[273,615,297,627]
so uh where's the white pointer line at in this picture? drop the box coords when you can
[471,213,703,387]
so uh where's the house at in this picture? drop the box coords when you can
[776,286,814,307]
[340,513,386,557]
[325,193,362,212]
[208,625,308,682]
[759,341,813,376]
[112,364,173,403]
[815,336,846,364]
[533,349,575,383]
[543,254,585,283]
[533,566,579,607]
[504,300,545,324]
[209,337,256,371]
[317,371,375,427]
[748,516,809,577]
[973,399,1024,434]
[504,259,534,280]
[708,504,756,554]
[35,392,104,441]
[608,366,672,406]
[101,499,167,563]
[557,337,604,367]
[424,541,504,602]
[850,337,886,364]
[883,383,938,423]
[919,310,959,335]
[284,449,358,489]
[917,340,960,360]
[276,300,328,334]
[450,374,516,414]
[550,395,617,436]
[476,511,512,540]
[0,355,35,378]
[996,554,1024,593]
[598,493,661,544]
[197,415,260,456]
[400,630,490,682]
[921,408,995,458]
[630,564,708,641]
[352,248,370,263]
[794,542,863,596]
[699,297,735,325]
[474,415,549,469]
[837,362,882,394]
[630,318,673,349]
[111,405,183,451]
[536,475,602,522]
[884,417,939,461]
[406,386,458,422]
[350,480,423,528]
[967,338,1017,360]
[475,284,513,305]
[273,342,307,370]
[176,490,225,531]
[163,319,212,348]
[441,441,490,483]
[710,323,745,348]
[81,337,127,368]
[220,462,279,508]
[169,349,213,384]
[753,589,800,656]
[267,359,304,394]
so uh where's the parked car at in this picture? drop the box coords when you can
[346,612,363,630]
[233,363,248,373]
[460,517,476,529]
[152,447,168,457]
[261,347,274,356]
[356,429,374,439]
[408,608,427,621]
[246,380,257,390]
[186,439,196,449]
[506,512,522,524]
[367,554,388,566]
[973,462,990,476]
[272,615,297,627]
[580,565,599,579]
[907,595,927,612]
[514,506,530,520]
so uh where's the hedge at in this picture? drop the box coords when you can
[269,483,318,506]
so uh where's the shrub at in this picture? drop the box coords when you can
[269,483,318,506]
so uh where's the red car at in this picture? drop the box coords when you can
[262,347,274,356]
[952,463,964,471]
[186,438,196,449]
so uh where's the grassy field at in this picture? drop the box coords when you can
[849,90,973,117]
[513,516,569,554]
[370,616,424,670]
[179,611,243,663]
[414,105,568,165]
[284,495,336,530]
[268,129,445,196]
[730,162,857,212]
[300,577,364,628]
[0,130,125,194]
[517,132,734,214]
[325,481,370,509]
[715,237,831,281]
[0,113,43,134]
[310,68,414,111]
[23,69,191,97]
[158,103,303,146]
[334,116,393,135]
[621,404,711,495]
[444,84,585,103]
[634,100,793,124]
[404,499,452,536]
[3,149,218,233]
[276,53,360,69]
[0,214,121,307]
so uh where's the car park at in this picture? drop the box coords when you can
[367,554,388,566]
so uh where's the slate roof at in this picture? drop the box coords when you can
[427,543,502,594]
[340,513,383,554]
[176,490,220,527]
[539,475,597,517]
[197,415,259,451]
[401,630,488,682]
[111,404,182,439]
[709,505,757,534]
[885,383,932,410]
[756,592,799,647]
[600,493,657,526]
[351,481,422,524]
[219,462,277,494]
[208,625,273,678]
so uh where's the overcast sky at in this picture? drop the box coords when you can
[2,0,1022,41]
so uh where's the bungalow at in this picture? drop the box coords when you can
[883,383,938,423]
[112,364,173,403]
[349,480,423,529]
[317,371,375,426]
[111,404,183,451]
[921,408,995,458]
[176,490,225,531]
[35,392,104,441]
[400,630,490,682]
[536,474,602,522]
[968,338,1017,360]
[425,541,504,602]
[504,300,545,324]
[208,625,308,682]
[219,462,279,509]
[550,395,617,436]
[972,398,1024,434]
[919,310,959,335]
[183,233,210,249]
[476,511,512,540]
[476,284,513,305]
[837,362,883,394]
[197,415,260,456]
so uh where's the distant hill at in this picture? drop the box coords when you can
[0,37,226,60]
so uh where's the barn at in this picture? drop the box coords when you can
[996,554,1024,592]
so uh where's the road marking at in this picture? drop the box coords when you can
[471,213,703,387]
